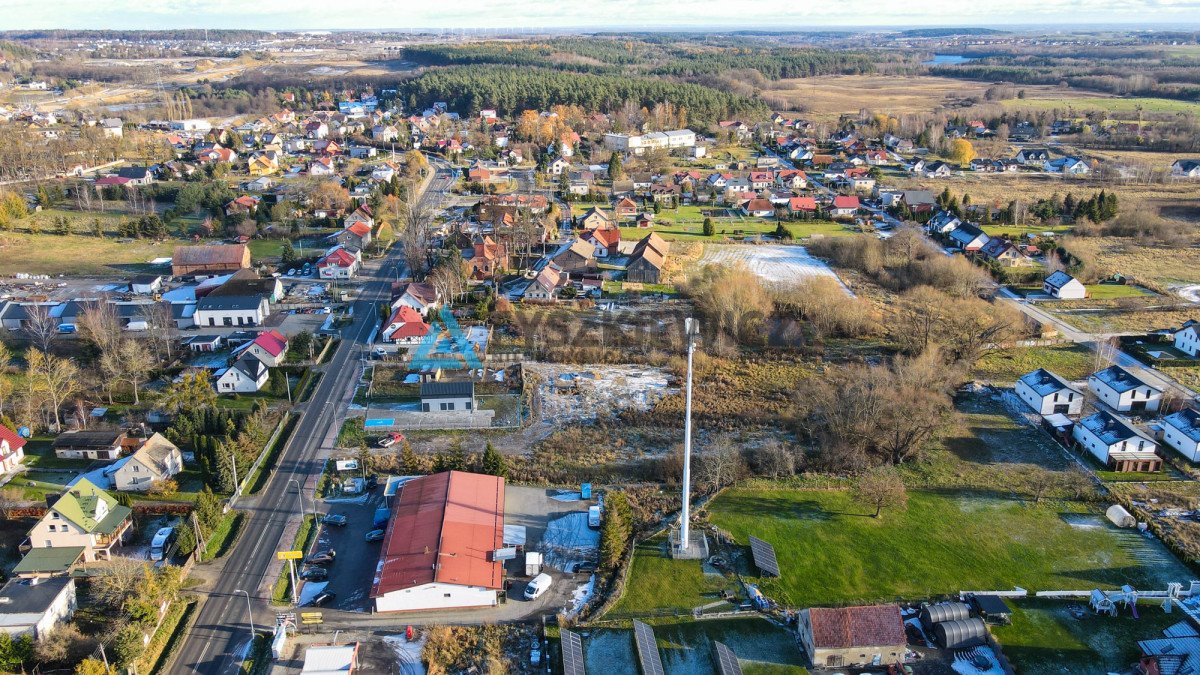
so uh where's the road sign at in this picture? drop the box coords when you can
[277,550,303,560]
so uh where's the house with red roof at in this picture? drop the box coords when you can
[798,604,907,668]
[344,205,374,232]
[613,196,639,219]
[381,305,432,345]
[788,196,818,215]
[743,199,776,218]
[372,471,505,612]
[463,235,508,281]
[0,425,26,473]
[582,227,621,259]
[94,176,131,188]
[830,195,861,219]
[224,195,259,217]
[242,329,289,367]
[317,246,361,279]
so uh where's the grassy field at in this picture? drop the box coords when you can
[1160,365,1200,394]
[1064,236,1200,288]
[1005,95,1200,116]
[972,343,1096,383]
[201,511,244,561]
[0,232,176,276]
[708,486,1189,608]
[1084,284,1152,299]
[608,205,853,242]
[1048,306,1197,333]
[607,535,735,618]
[991,598,1183,675]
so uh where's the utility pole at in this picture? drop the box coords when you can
[235,589,256,638]
[229,449,240,497]
[679,317,700,551]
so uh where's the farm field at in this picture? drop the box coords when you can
[1004,95,1200,116]
[697,244,849,289]
[991,598,1183,675]
[707,486,1189,608]
[971,343,1096,384]
[1062,236,1200,288]
[1046,306,1196,333]
[582,618,808,675]
[1083,284,1152,299]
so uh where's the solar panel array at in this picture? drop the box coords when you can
[561,629,586,675]
[748,535,781,577]
[632,620,665,675]
[712,641,743,675]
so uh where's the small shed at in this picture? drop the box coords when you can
[933,618,987,649]
[1107,504,1136,528]
[970,594,1013,625]
[919,601,971,629]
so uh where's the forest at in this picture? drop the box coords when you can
[398,65,769,123]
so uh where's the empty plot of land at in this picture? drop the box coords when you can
[699,244,849,292]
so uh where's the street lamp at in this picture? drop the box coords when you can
[234,589,256,638]
[287,478,311,520]
[679,317,700,551]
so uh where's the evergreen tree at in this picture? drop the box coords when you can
[702,217,715,237]
[281,241,297,265]
[608,151,624,181]
[599,491,633,570]
[480,442,508,479]
[400,441,423,475]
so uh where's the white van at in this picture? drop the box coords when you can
[588,505,602,529]
[524,573,552,600]
[150,527,175,562]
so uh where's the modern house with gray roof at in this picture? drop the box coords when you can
[0,576,76,639]
[1088,365,1163,413]
[1072,410,1161,472]
[420,381,475,412]
[1016,368,1084,416]
[1163,408,1200,462]
[193,294,270,328]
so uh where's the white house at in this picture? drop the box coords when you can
[372,471,504,613]
[0,425,26,474]
[1045,157,1090,175]
[1173,320,1200,358]
[1170,159,1200,178]
[239,330,289,368]
[0,577,77,639]
[1016,368,1084,416]
[1072,410,1161,472]
[1016,148,1051,166]
[317,247,361,279]
[1162,408,1200,462]
[1088,365,1163,413]
[193,295,270,328]
[215,354,269,393]
[1043,271,1087,300]
[948,223,990,252]
[111,434,183,493]
[381,305,431,345]
[926,211,962,235]
[420,381,475,413]
[391,282,439,317]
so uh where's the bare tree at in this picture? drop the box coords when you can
[852,466,908,519]
[21,304,59,353]
[26,348,79,431]
[696,436,747,492]
[77,300,122,357]
[119,339,153,405]
[141,301,177,362]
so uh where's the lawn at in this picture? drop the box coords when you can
[1159,365,1200,394]
[246,238,287,259]
[707,486,1191,608]
[1005,95,1200,116]
[19,440,92,470]
[0,232,177,276]
[271,514,316,604]
[201,510,244,561]
[1048,307,1197,334]
[607,535,736,618]
[991,598,1184,675]
[972,343,1096,384]
[611,205,851,242]
[1084,284,1152,300]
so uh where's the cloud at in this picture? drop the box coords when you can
[2,0,1200,29]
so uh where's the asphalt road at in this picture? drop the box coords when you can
[172,161,456,674]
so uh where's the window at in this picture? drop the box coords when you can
[45,540,52,547]
[444,593,452,598]
[48,525,55,532]
[51,512,60,519]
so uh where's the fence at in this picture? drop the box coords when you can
[362,409,495,430]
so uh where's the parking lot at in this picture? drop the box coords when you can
[299,481,597,620]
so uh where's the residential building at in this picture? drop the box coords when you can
[193,295,270,328]
[797,604,907,668]
[318,247,362,279]
[111,434,183,492]
[391,282,440,316]
[372,471,504,612]
[1162,408,1200,462]
[0,425,26,473]
[829,195,860,218]
[1016,368,1084,416]
[215,354,269,393]
[420,381,475,412]
[603,129,695,154]
[523,265,567,302]
[1171,159,1200,178]
[1043,271,1087,300]
[381,306,431,345]
[1088,366,1163,413]
[1174,320,1200,358]
[949,224,990,252]
[979,239,1031,267]
[626,233,669,285]
[0,577,76,639]
[1073,410,1161,472]
[582,227,621,259]
[1046,157,1090,175]
[551,239,595,274]
[24,479,133,563]
[116,166,154,186]
[578,207,614,231]
[1016,149,1051,166]
[241,330,289,367]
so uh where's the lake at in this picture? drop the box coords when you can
[924,54,977,65]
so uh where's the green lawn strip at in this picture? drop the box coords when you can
[246,413,298,495]
[143,598,198,674]
[1084,284,1152,299]
[708,486,1190,608]
[239,633,272,675]
[19,440,91,470]
[271,514,316,604]
[991,597,1182,675]
[202,510,245,562]
[606,534,735,618]
[971,343,1096,384]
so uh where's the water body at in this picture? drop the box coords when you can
[924,54,977,65]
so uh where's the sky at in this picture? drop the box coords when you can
[2,0,1200,31]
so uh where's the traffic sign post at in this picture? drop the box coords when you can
[277,551,302,605]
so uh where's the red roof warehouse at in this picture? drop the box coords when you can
[371,471,505,612]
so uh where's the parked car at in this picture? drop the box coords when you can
[365,475,379,491]
[321,514,348,527]
[524,573,552,600]
[378,432,405,448]
[306,591,335,607]
[306,550,336,566]
[530,647,542,665]
[365,529,385,542]
[300,567,328,581]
